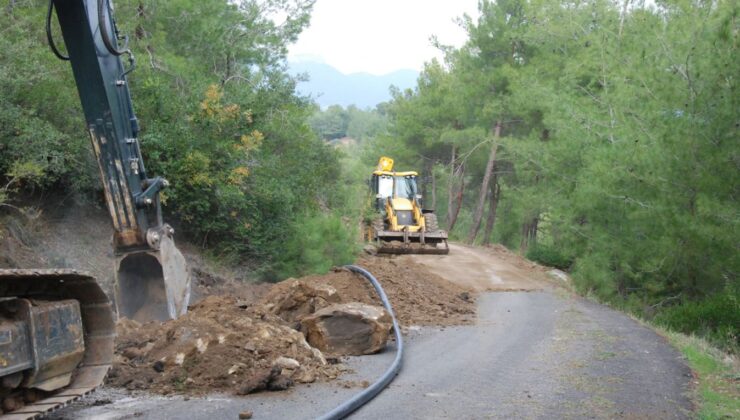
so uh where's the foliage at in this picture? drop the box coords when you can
[0,0,358,278]
[309,104,389,141]
[269,212,359,281]
[525,244,573,270]
[309,105,350,140]
[370,0,739,349]
[655,289,740,353]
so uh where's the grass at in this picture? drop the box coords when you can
[657,327,739,419]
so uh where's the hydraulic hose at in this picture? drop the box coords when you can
[46,0,69,61]
[98,0,129,56]
[318,265,404,420]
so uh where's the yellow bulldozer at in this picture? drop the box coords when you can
[366,157,449,254]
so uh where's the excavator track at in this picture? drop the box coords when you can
[0,269,115,419]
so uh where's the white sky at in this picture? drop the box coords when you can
[288,0,480,75]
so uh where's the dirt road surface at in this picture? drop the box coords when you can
[53,243,693,419]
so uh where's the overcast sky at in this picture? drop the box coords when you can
[288,0,480,75]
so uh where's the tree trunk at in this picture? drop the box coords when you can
[446,146,457,227]
[481,176,500,246]
[448,163,465,233]
[421,160,430,206]
[466,122,501,244]
[430,164,437,210]
[519,216,539,252]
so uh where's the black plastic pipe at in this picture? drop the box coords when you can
[317,265,404,420]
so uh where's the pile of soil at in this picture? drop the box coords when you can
[109,295,342,396]
[110,255,476,396]
[358,256,476,325]
[257,256,476,327]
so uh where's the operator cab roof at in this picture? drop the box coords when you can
[373,170,419,177]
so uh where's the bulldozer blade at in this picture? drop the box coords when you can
[115,235,190,322]
[0,269,115,419]
[374,229,450,255]
[376,241,450,255]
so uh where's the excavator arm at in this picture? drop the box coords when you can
[50,0,190,321]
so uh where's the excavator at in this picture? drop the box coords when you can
[367,157,449,254]
[1,0,190,417]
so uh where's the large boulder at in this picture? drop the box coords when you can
[258,280,342,323]
[300,302,392,356]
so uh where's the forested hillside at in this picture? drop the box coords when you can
[364,0,737,350]
[308,104,388,141]
[0,0,356,279]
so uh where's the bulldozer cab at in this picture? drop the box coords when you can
[372,173,421,212]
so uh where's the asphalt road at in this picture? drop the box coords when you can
[53,245,693,419]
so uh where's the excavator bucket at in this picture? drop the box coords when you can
[375,230,450,255]
[0,269,115,418]
[115,235,190,322]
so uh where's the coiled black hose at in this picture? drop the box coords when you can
[318,265,404,420]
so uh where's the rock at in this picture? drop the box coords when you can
[274,356,300,370]
[300,302,392,356]
[236,366,294,395]
[295,368,316,384]
[362,244,377,255]
[266,281,341,323]
[236,366,280,395]
[547,269,570,282]
[267,374,293,391]
[229,363,246,375]
[238,410,253,419]
[121,342,154,360]
[152,361,165,373]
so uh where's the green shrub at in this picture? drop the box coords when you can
[654,290,740,353]
[268,212,359,281]
[526,244,573,269]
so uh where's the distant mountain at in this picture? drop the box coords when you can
[288,61,418,109]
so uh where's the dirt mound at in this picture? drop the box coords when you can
[110,255,476,396]
[257,256,476,327]
[109,295,342,396]
[358,256,476,325]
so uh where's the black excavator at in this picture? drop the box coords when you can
[0,1,190,417]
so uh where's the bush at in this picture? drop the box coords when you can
[268,212,359,281]
[526,244,573,269]
[654,290,740,353]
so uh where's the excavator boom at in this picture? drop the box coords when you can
[51,0,190,321]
